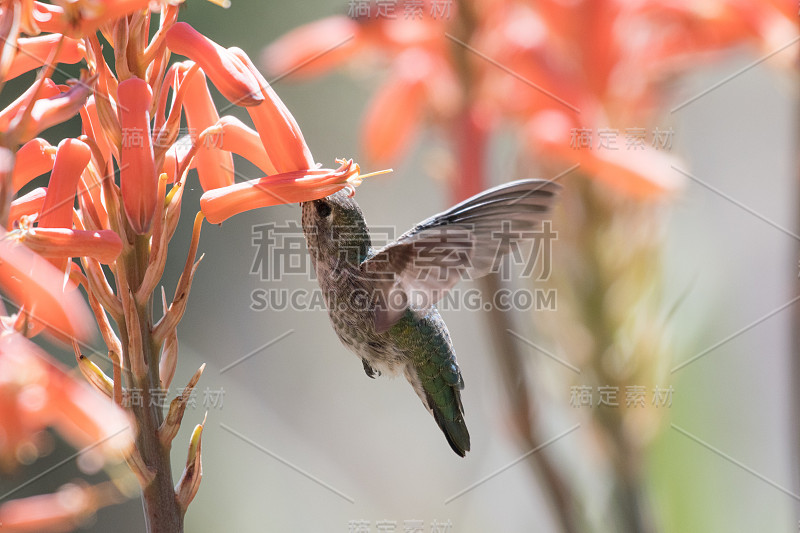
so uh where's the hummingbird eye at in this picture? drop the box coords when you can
[315,201,332,218]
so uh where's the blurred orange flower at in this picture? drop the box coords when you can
[265,0,797,200]
[0,227,93,342]
[0,332,133,473]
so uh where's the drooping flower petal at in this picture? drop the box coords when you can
[13,76,94,143]
[205,115,276,175]
[262,16,362,80]
[200,159,362,224]
[361,50,428,165]
[79,96,111,167]
[166,22,264,106]
[0,1,20,83]
[180,66,234,190]
[10,138,56,193]
[117,77,157,234]
[578,146,685,199]
[15,227,123,264]
[0,229,93,341]
[84,36,121,152]
[526,110,684,199]
[5,34,84,81]
[152,62,193,163]
[229,48,316,173]
[0,78,60,132]
[39,138,91,229]
[76,167,110,231]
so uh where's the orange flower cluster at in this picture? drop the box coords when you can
[0,0,366,529]
[265,0,796,200]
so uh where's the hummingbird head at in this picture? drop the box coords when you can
[301,189,372,265]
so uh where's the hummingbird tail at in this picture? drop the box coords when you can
[405,362,471,456]
[428,394,471,457]
[397,309,471,456]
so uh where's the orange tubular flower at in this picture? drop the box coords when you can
[0,231,93,342]
[23,1,65,34]
[39,138,90,229]
[34,0,155,38]
[15,227,123,264]
[117,77,157,234]
[261,16,363,80]
[13,77,94,143]
[208,115,276,175]
[0,333,133,463]
[79,96,112,167]
[200,159,363,224]
[527,110,682,198]
[267,2,796,201]
[0,2,19,82]
[229,48,316,173]
[0,483,118,533]
[361,50,429,165]
[180,66,235,190]
[5,34,84,81]
[165,22,264,107]
[0,78,60,132]
[10,138,56,192]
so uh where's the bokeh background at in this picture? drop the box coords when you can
[2,1,797,532]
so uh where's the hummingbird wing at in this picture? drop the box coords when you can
[362,179,560,333]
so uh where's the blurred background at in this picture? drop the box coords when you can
[2,1,798,532]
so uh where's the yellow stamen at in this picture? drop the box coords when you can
[358,168,394,180]
[347,167,392,187]
[205,0,232,8]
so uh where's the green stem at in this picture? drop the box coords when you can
[447,8,581,530]
[572,181,659,533]
[478,274,582,533]
[125,233,183,533]
[455,110,581,533]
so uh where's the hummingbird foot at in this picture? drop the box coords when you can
[362,358,381,379]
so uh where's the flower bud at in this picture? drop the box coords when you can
[117,77,158,233]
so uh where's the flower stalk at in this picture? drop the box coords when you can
[0,2,367,531]
[455,107,582,533]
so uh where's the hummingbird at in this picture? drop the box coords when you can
[301,179,560,456]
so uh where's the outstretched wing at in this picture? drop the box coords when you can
[362,179,560,332]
